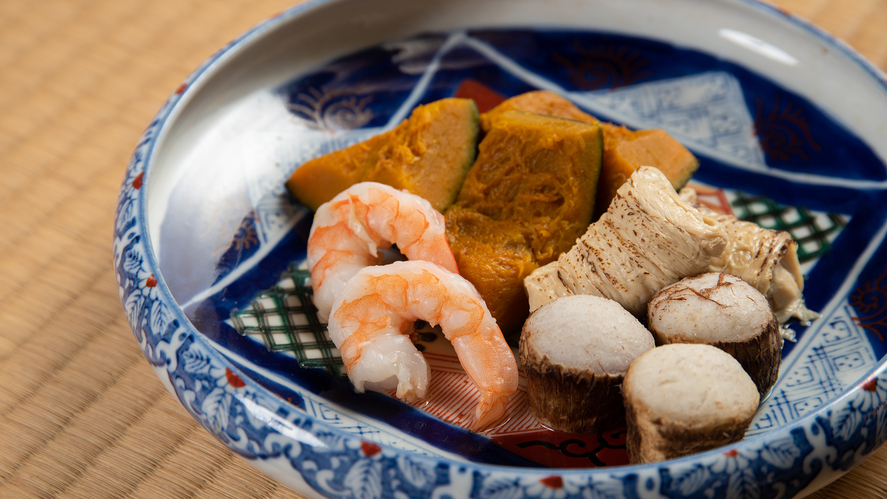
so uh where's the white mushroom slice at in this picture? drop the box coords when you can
[647,272,781,399]
[623,344,759,464]
[524,166,727,317]
[520,294,655,433]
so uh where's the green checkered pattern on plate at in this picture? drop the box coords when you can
[231,264,346,378]
[730,191,846,263]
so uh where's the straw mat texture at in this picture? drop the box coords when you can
[0,0,884,497]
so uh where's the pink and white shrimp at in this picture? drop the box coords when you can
[327,260,519,431]
[306,182,458,322]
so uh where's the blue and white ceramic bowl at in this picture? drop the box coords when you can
[113,0,887,497]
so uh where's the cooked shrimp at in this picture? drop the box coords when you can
[327,260,518,430]
[306,182,459,321]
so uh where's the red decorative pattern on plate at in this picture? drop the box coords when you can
[850,267,887,342]
[686,181,733,215]
[391,346,627,467]
[453,79,506,113]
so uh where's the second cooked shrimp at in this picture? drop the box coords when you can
[327,260,519,431]
[306,182,458,322]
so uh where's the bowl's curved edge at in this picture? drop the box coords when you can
[111,1,887,498]
[747,0,887,84]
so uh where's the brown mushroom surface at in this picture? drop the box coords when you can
[520,294,655,433]
[647,272,781,399]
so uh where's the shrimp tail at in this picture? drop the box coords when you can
[449,325,518,431]
[473,391,509,431]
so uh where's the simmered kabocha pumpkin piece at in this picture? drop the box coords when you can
[479,90,595,130]
[286,98,479,212]
[444,206,537,335]
[445,110,603,336]
[481,90,699,219]
[596,126,699,219]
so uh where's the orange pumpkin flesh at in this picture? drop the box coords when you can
[286,98,479,212]
[482,90,699,220]
[446,110,603,336]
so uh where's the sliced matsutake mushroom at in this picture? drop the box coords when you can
[622,343,759,464]
[519,294,655,433]
[647,272,781,399]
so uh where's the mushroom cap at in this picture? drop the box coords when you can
[624,343,759,425]
[648,272,776,344]
[522,294,654,376]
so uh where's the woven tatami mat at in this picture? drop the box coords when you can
[0,0,885,497]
